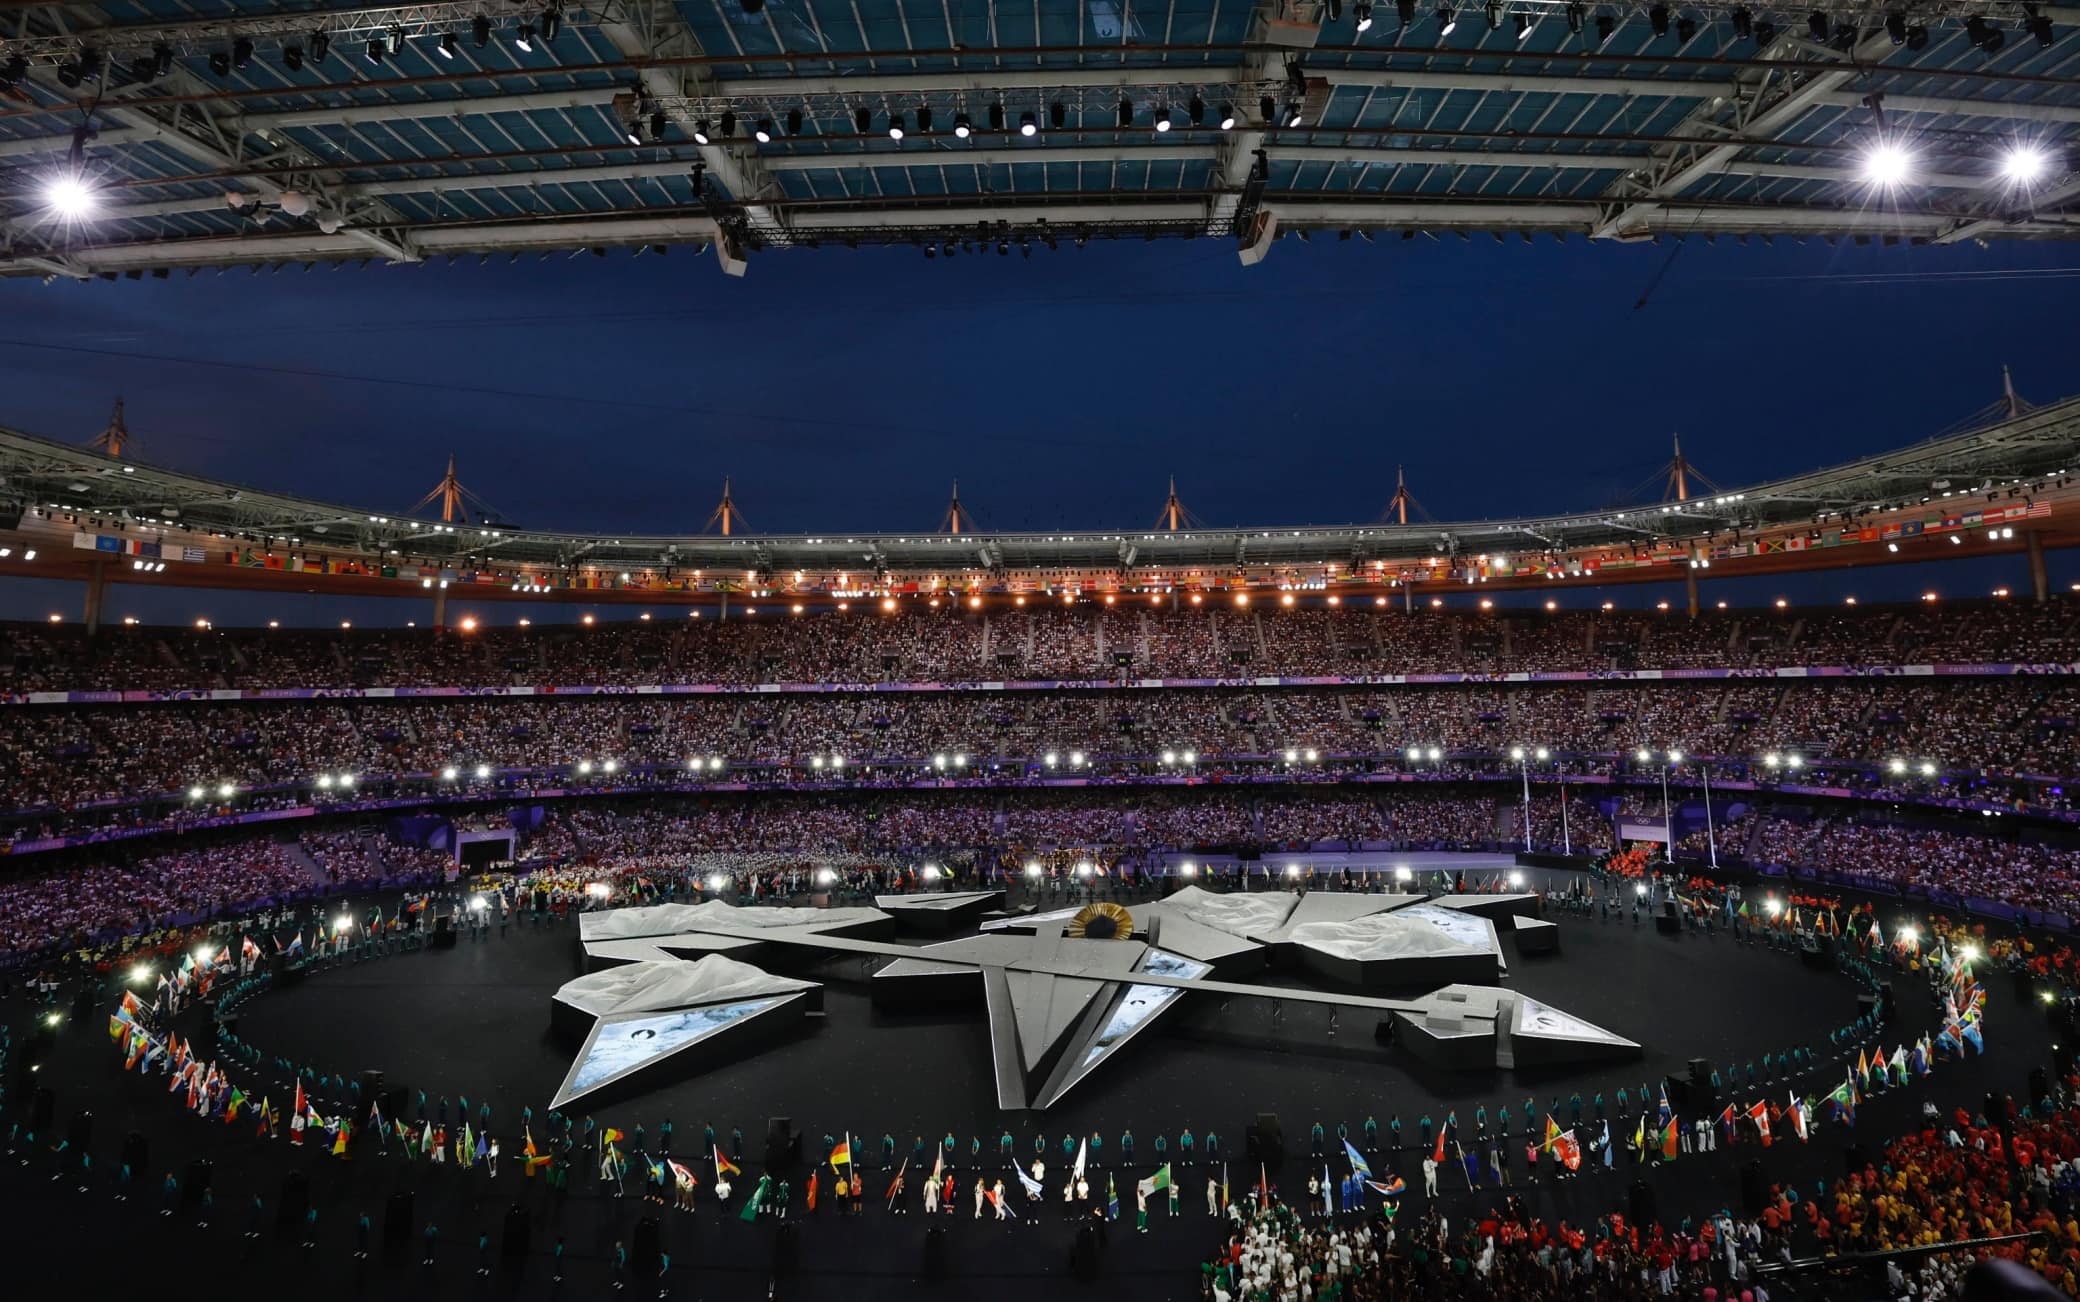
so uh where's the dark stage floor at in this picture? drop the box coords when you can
[0,891,2052,1302]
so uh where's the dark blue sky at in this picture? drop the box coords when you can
[1,233,2075,622]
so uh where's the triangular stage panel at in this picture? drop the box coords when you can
[551,992,813,1109]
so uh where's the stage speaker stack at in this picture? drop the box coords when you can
[1662,1076,1691,1110]
[1799,937,1831,970]
[1655,902,1680,935]
[1628,1178,1656,1226]
[1245,1114,1284,1170]
[359,1069,385,1103]
[502,1204,530,1260]
[1686,1060,1716,1114]
[1740,1160,1766,1215]
[384,1191,415,1247]
[772,1224,798,1278]
[1373,1019,1396,1045]
[65,1108,92,1153]
[764,1117,799,1172]
[278,1171,310,1230]
[121,1131,149,1180]
[182,1158,213,1208]
[632,1216,662,1277]
[432,916,457,949]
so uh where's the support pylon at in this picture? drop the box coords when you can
[941,479,977,534]
[705,478,745,536]
[1658,434,1722,503]
[88,398,131,458]
[1383,466,1427,525]
[1156,476,1201,531]
[407,454,501,524]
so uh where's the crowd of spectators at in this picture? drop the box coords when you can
[0,839,308,959]
[7,599,2076,694]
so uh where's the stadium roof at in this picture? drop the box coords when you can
[2,390,2076,592]
[1,0,2078,278]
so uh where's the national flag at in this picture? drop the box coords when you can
[332,1119,351,1157]
[1788,1093,1809,1142]
[829,1137,852,1168]
[1435,1111,1457,1164]
[108,1013,130,1043]
[738,1178,768,1222]
[120,990,145,1020]
[1324,1165,1335,1215]
[602,1127,625,1146]
[1554,1130,1582,1171]
[668,1159,696,1190]
[1659,1118,1679,1161]
[225,1088,246,1123]
[1073,1139,1087,1182]
[1135,1164,1173,1200]
[1827,1080,1858,1127]
[1106,1173,1119,1221]
[1366,1174,1407,1199]
[1656,1083,1672,1126]
[1343,1139,1372,1181]
[1632,1115,1646,1161]
[523,1129,553,1176]
[1747,1099,1772,1146]
[714,1149,741,1178]
[1542,1114,1563,1151]
[1017,1166,1044,1198]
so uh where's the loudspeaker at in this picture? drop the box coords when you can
[65,1108,92,1152]
[1663,1076,1691,1109]
[764,1117,798,1171]
[384,1191,415,1245]
[1374,1019,1396,1045]
[1875,981,1895,1025]
[1688,1059,1711,1085]
[1246,1114,1284,1169]
[432,916,456,949]
[30,1087,54,1132]
[1740,1160,1766,1216]
[359,1070,385,1102]
[632,1216,662,1277]
[1654,908,1680,935]
[121,1130,149,1178]
[772,1223,798,1278]
[1067,1224,1096,1282]
[278,1171,309,1229]
[1628,1178,1655,1227]
[502,1204,530,1260]
[1856,994,1877,1024]
[182,1158,213,1206]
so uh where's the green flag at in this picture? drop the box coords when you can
[1135,1163,1172,1199]
[739,1174,772,1222]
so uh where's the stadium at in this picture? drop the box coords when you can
[4,0,2080,1295]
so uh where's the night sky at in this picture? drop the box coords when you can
[1,234,2075,622]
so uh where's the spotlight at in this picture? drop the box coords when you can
[2001,145,2049,183]
[1486,0,1503,29]
[1514,12,1534,38]
[45,175,94,217]
[650,109,668,140]
[1154,107,1172,132]
[154,43,174,76]
[1728,5,1749,36]
[363,35,386,62]
[754,118,774,143]
[953,112,972,138]
[1649,3,1669,34]
[1861,141,1911,186]
[1904,23,1927,48]
[436,33,456,59]
[1807,10,1828,39]
[1675,14,1695,39]
[0,54,23,87]
[513,23,533,51]
[1885,10,1906,43]
[232,36,254,68]
[692,119,711,144]
[1019,110,1037,136]
[208,50,231,77]
[1051,101,1066,129]
[918,105,933,133]
[853,106,871,134]
[1259,94,1276,123]
[2024,6,2054,47]
[623,119,643,144]
[1755,19,1775,42]
[1566,3,1585,32]
[989,102,1005,131]
[719,110,736,136]
[1595,12,1615,41]
[541,6,561,40]
[1218,101,1236,129]
[472,16,490,46]
[1355,2,1374,29]
[888,111,905,139]
[1966,16,2004,51]
[1118,97,1133,127]
[1437,6,1457,35]
[312,30,331,61]
[1284,104,1304,127]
